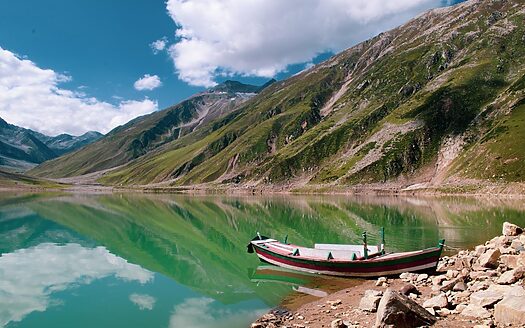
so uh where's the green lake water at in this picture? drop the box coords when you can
[1,192,525,328]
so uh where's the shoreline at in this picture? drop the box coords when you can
[251,222,525,328]
[2,180,525,199]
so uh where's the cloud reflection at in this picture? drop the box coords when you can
[0,243,153,327]
[129,293,156,311]
[168,297,266,328]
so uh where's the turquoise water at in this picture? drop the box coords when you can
[1,193,524,327]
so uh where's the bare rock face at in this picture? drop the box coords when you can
[375,289,436,328]
[359,290,383,312]
[495,296,525,326]
[477,249,501,268]
[502,222,523,236]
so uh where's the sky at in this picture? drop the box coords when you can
[0,0,464,136]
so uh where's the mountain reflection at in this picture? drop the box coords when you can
[1,193,525,327]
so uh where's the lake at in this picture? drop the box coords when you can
[1,192,524,328]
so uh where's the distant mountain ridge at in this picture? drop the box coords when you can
[30,0,525,193]
[0,118,102,171]
[30,80,274,177]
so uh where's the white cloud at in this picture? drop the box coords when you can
[0,47,158,136]
[150,37,168,54]
[0,243,154,327]
[133,74,162,91]
[168,297,267,328]
[129,293,156,311]
[166,0,444,87]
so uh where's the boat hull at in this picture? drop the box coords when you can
[252,242,443,278]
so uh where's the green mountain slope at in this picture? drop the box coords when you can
[30,81,269,178]
[33,0,525,191]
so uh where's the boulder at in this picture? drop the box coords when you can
[446,270,459,279]
[460,304,491,319]
[399,284,420,296]
[469,281,489,292]
[432,275,447,286]
[455,304,467,313]
[440,277,463,292]
[331,319,347,328]
[399,272,418,282]
[376,277,388,286]
[510,239,524,251]
[474,245,486,257]
[501,254,520,269]
[495,296,525,326]
[422,294,448,309]
[359,290,382,312]
[416,273,428,282]
[470,289,504,307]
[477,249,501,268]
[453,281,467,292]
[497,266,525,285]
[471,284,525,307]
[503,222,523,236]
[375,289,436,328]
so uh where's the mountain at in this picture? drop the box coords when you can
[0,117,102,172]
[31,0,525,193]
[29,80,273,178]
[36,131,103,156]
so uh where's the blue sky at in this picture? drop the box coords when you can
[0,0,464,136]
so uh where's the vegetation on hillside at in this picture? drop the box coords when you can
[31,1,525,192]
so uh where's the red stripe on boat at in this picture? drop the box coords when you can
[255,247,439,273]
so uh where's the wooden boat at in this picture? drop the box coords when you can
[247,231,444,277]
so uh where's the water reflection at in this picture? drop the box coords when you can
[1,193,525,327]
[0,243,153,327]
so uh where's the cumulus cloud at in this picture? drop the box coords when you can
[166,0,445,87]
[0,243,153,327]
[150,37,168,54]
[0,47,158,136]
[134,74,162,91]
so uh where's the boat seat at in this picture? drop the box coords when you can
[315,243,379,254]
[252,239,278,245]
[296,247,360,260]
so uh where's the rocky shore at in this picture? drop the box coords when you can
[251,222,525,328]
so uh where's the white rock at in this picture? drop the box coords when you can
[471,284,525,307]
[359,291,382,312]
[503,222,523,236]
[423,294,448,309]
[497,266,525,285]
[376,277,387,286]
[416,273,428,282]
[495,295,525,326]
[432,275,447,286]
[461,304,491,319]
[475,245,486,257]
[446,270,459,279]
[455,304,467,312]
[477,249,501,268]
